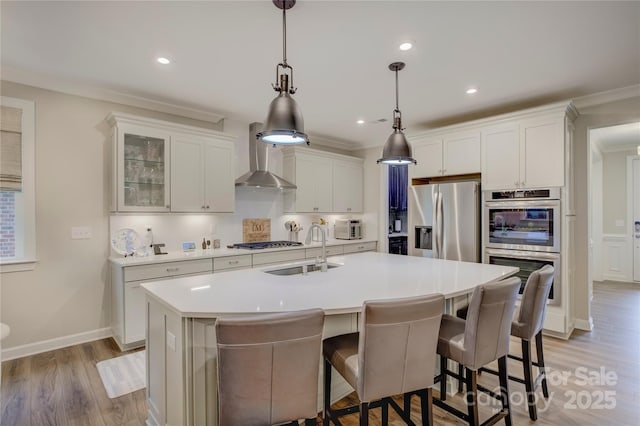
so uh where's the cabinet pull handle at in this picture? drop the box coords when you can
[358,245,364,249]
[228,260,239,265]
[514,182,519,187]
[206,205,210,209]
[166,205,171,209]
[313,207,319,211]
[347,208,352,211]
[201,205,205,209]
[166,267,179,273]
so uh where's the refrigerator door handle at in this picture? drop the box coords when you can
[434,191,443,259]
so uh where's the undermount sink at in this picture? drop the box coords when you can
[265,263,340,276]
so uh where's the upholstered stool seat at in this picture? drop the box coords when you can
[436,277,520,426]
[215,308,325,426]
[323,293,444,426]
[480,265,555,421]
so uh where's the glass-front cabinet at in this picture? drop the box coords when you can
[111,120,171,212]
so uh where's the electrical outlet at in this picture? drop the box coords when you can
[71,226,92,239]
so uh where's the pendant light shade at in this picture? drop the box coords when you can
[377,62,416,165]
[257,0,309,146]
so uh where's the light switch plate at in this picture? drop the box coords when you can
[71,226,92,239]
[167,331,176,351]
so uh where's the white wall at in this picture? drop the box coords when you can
[0,81,374,355]
[590,145,603,281]
[603,149,636,233]
[0,81,224,351]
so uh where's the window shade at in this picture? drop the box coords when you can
[0,106,22,191]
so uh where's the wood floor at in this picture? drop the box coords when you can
[2,281,639,425]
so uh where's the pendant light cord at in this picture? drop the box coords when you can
[282,6,287,66]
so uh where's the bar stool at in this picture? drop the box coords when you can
[215,308,325,426]
[322,293,444,426]
[436,277,520,426]
[480,265,554,421]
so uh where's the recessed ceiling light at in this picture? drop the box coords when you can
[399,42,413,51]
[157,57,171,65]
[466,88,478,95]
[357,119,365,124]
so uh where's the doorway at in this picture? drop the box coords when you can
[589,122,640,283]
[388,164,408,255]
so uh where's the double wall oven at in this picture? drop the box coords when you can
[484,188,561,305]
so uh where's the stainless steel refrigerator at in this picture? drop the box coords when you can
[408,181,480,262]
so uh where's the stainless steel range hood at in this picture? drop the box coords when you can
[235,122,297,189]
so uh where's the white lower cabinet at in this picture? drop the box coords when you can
[111,241,377,351]
[343,241,377,254]
[111,259,213,350]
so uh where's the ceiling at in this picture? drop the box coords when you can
[2,1,639,150]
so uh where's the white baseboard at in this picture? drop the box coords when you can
[1,327,112,361]
[574,317,594,331]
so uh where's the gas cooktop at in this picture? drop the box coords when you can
[229,241,304,250]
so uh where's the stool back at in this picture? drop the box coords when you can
[215,308,324,426]
[512,265,554,340]
[463,277,520,370]
[358,293,444,402]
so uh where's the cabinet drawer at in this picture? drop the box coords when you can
[252,249,306,266]
[343,241,377,254]
[124,259,212,282]
[213,255,252,271]
[306,245,344,259]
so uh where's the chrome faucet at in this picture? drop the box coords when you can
[305,224,328,272]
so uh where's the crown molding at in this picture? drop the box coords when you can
[572,84,640,110]
[2,65,226,123]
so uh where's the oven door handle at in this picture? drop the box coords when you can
[485,200,560,209]
[485,248,560,260]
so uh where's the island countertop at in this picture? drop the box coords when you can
[141,252,518,318]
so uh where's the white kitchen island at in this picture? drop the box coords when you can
[141,251,517,426]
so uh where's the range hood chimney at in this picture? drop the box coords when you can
[235,123,297,189]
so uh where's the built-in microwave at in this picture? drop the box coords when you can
[484,188,561,253]
[485,248,560,305]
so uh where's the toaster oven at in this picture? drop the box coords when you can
[334,219,363,240]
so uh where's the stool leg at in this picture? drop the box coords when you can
[359,402,369,426]
[323,359,332,426]
[498,356,512,426]
[305,418,317,426]
[458,362,464,393]
[465,368,479,426]
[420,388,433,426]
[381,398,388,425]
[522,339,537,421]
[535,331,549,398]
[404,393,412,417]
[440,355,447,401]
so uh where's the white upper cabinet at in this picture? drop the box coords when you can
[411,138,442,178]
[481,122,520,190]
[113,122,172,212]
[410,131,480,178]
[285,152,333,213]
[171,134,235,213]
[109,113,236,213]
[283,147,364,213]
[481,115,565,190]
[332,159,363,213]
[520,116,564,189]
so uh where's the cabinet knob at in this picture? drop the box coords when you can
[313,207,319,211]
[229,260,239,265]
[206,205,210,209]
[514,182,519,187]
[347,208,352,212]
[442,169,446,175]
[166,205,171,209]
[201,206,206,209]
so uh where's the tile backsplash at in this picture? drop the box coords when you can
[109,189,375,255]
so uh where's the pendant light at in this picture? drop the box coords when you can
[256,0,309,146]
[377,62,416,165]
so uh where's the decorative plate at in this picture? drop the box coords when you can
[111,228,141,256]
